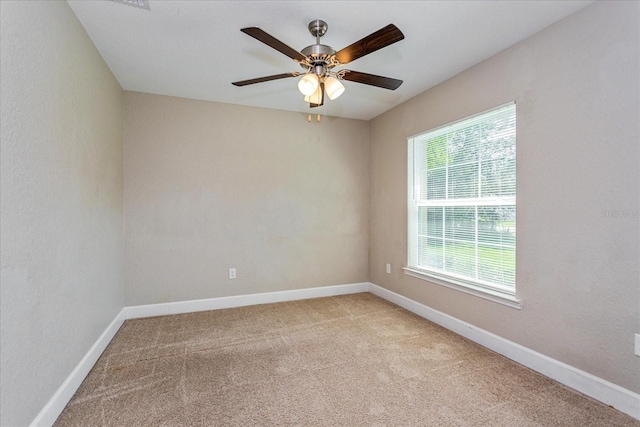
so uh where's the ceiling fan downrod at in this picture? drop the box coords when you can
[300,19,337,70]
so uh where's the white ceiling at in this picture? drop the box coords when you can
[67,0,593,121]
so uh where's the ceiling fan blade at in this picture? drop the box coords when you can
[232,72,301,86]
[241,27,307,62]
[340,70,403,90]
[335,24,404,64]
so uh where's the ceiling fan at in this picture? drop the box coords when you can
[232,19,404,108]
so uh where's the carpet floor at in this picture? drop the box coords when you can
[55,293,639,426]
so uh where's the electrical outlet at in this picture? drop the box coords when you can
[635,334,640,357]
[386,263,391,274]
[229,268,236,279]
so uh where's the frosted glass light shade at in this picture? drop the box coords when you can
[298,73,319,96]
[304,85,323,104]
[324,76,345,100]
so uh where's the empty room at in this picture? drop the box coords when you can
[1,0,639,425]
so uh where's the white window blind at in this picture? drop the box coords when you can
[408,103,516,297]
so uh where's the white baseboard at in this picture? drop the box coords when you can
[368,283,640,421]
[123,282,370,320]
[30,309,126,427]
[31,281,640,425]
[30,282,368,426]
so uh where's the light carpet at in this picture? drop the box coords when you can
[55,293,639,426]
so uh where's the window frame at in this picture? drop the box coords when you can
[405,102,521,309]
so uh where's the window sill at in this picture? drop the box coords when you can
[402,267,522,310]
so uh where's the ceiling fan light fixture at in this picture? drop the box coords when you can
[304,85,323,105]
[298,73,319,96]
[324,76,345,100]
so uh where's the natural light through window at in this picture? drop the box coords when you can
[406,103,518,307]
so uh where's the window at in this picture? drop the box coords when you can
[406,103,518,307]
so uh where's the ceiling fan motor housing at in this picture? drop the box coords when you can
[301,19,338,76]
[301,44,335,61]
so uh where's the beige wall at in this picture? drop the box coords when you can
[124,92,369,305]
[369,0,640,393]
[0,1,124,425]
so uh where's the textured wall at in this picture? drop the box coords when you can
[124,92,369,305]
[369,1,640,393]
[0,1,124,425]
